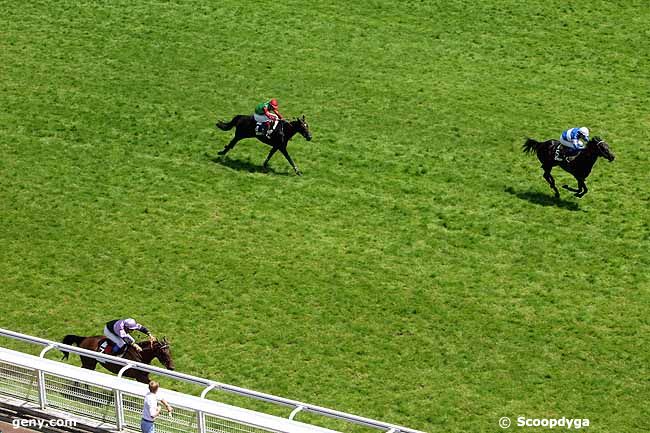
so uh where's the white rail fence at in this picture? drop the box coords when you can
[0,328,425,433]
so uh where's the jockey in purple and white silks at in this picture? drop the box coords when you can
[104,318,154,356]
[556,127,590,161]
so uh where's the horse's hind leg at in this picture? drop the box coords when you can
[262,146,279,170]
[575,179,588,198]
[562,184,580,193]
[562,177,583,195]
[542,168,560,198]
[218,136,240,156]
[80,356,98,371]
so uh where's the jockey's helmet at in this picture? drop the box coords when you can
[123,318,137,328]
[270,98,278,108]
[579,127,590,140]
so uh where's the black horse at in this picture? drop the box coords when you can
[523,136,615,198]
[215,115,312,176]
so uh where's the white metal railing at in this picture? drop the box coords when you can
[0,328,425,433]
[0,346,334,433]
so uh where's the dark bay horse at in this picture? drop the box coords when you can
[522,136,615,198]
[61,335,175,383]
[215,115,312,176]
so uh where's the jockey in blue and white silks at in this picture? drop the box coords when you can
[104,318,154,356]
[556,127,590,161]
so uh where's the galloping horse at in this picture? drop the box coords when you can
[215,115,312,176]
[61,335,174,383]
[522,136,615,198]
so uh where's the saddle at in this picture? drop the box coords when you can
[554,143,579,163]
[255,121,270,136]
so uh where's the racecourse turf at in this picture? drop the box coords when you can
[1,1,649,432]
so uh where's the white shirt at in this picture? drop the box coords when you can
[142,392,160,421]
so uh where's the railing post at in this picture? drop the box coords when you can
[114,364,133,431]
[39,344,56,359]
[200,383,218,399]
[114,388,125,431]
[289,405,304,420]
[117,364,134,379]
[198,383,218,433]
[36,370,47,409]
[197,409,206,433]
[36,344,55,410]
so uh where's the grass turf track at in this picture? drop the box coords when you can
[1,1,649,432]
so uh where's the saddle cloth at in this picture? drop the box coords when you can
[98,338,114,354]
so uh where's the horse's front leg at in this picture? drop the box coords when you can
[279,147,302,176]
[575,178,588,198]
[561,178,582,194]
[218,136,240,155]
[134,371,151,384]
[543,168,560,198]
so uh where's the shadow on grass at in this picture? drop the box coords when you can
[504,187,581,211]
[205,153,289,176]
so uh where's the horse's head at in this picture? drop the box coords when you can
[591,136,615,162]
[293,115,312,141]
[152,337,175,370]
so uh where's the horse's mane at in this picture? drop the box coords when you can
[282,118,300,126]
[137,338,169,351]
[138,340,154,349]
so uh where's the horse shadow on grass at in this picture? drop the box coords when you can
[205,153,290,176]
[504,187,581,211]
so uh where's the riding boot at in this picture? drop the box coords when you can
[554,146,565,162]
[266,122,274,139]
[113,345,127,358]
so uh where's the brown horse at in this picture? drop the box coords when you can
[522,136,615,198]
[61,335,175,383]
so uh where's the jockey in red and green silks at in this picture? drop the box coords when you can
[254,98,284,138]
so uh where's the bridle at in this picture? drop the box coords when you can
[295,118,310,138]
[152,339,169,351]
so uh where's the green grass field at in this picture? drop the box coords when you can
[1,1,649,432]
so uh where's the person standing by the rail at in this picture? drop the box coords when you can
[141,381,173,433]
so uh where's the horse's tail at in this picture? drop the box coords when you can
[522,138,542,155]
[61,334,85,360]
[216,117,237,131]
